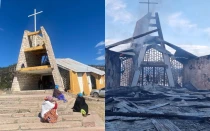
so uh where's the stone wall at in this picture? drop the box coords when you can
[12,27,64,91]
[12,73,41,91]
[41,27,64,91]
[28,35,44,47]
[183,55,210,90]
[16,31,30,70]
[105,49,121,88]
[25,35,44,67]
[25,52,42,67]
[58,67,70,90]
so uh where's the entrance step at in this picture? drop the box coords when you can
[0,91,104,130]
[10,89,54,95]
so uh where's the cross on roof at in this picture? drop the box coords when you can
[28,9,43,46]
[28,9,43,32]
[139,0,158,13]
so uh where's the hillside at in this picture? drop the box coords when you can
[0,64,16,89]
[89,65,105,71]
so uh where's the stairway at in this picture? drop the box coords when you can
[0,90,105,131]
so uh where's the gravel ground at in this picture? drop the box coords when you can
[86,100,105,122]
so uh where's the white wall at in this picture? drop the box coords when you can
[77,73,84,93]
[87,73,92,92]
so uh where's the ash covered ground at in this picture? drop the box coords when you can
[105,85,210,131]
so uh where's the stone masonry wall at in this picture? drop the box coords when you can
[12,30,51,91]
[25,35,44,67]
[16,31,31,70]
[12,28,63,91]
[105,49,121,88]
[25,52,42,67]
[183,55,210,90]
[15,31,44,70]
[12,31,30,91]
[17,73,41,90]
[12,73,41,91]
[28,35,44,47]
[41,27,64,91]
[58,67,70,90]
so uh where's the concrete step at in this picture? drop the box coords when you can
[9,90,69,96]
[0,104,72,114]
[0,121,82,131]
[11,90,54,95]
[0,115,102,130]
[0,114,84,125]
[0,103,69,109]
[0,91,104,131]
[0,96,72,104]
[0,94,71,98]
[0,110,75,118]
[23,127,105,131]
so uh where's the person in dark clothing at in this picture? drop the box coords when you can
[146,74,150,84]
[72,93,89,117]
[49,81,53,89]
[38,79,42,90]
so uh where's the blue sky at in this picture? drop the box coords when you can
[0,0,105,67]
[105,0,210,56]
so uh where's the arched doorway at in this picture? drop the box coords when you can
[90,75,96,89]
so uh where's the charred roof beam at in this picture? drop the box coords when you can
[106,29,159,49]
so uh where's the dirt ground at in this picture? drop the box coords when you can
[0,90,4,95]
[86,100,105,122]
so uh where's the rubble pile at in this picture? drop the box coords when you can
[105,85,210,131]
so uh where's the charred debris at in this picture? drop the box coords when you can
[105,85,210,131]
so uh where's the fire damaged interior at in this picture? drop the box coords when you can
[105,12,210,130]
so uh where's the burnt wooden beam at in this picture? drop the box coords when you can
[106,29,158,49]
[105,111,210,120]
[152,119,181,131]
[149,24,157,27]
[148,103,169,110]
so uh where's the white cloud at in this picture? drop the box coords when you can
[105,38,132,52]
[203,27,210,36]
[97,49,104,54]
[168,12,197,29]
[177,44,210,56]
[96,55,105,61]
[105,39,119,46]
[95,41,105,47]
[106,0,133,23]
[168,12,199,31]
[167,12,210,37]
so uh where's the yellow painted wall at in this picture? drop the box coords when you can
[100,75,105,88]
[69,70,80,94]
[91,73,105,89]
[82,73,90,96]
[69,70,105,95]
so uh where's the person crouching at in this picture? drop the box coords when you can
[72,93,89,117]
[41,96,58,123]
[53,85,68,103]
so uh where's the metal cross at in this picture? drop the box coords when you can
[139,0,158,13]
[28,9,43,46]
